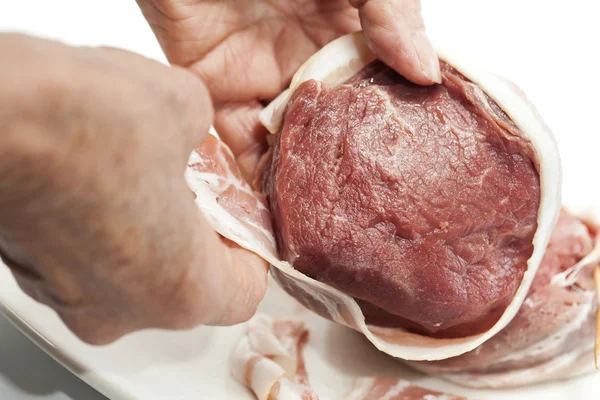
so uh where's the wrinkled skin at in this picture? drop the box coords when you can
[0,34,266,344]
[0,0,438,344]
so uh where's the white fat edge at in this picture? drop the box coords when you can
[273,378,306,400]
[191,168,271,214]
[248,313,275,331]
[246,315,292,360]
[189,169,274,243]
[270,354,297,380]
[259,32,376,134]
[344,377,375,400]
[269,326,300,378]
[260,88,291,134]
[187,147,274,243]
[185,153,276,252]
[250,358,287,400]
[229,336,287,400]
[434,343,596,389]
[552,234,600,287]
[248,330,290,359]
[552,205,600,286]
[229,336,256,384]
[208,125,218,138]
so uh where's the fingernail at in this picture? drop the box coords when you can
[412,31,442,84]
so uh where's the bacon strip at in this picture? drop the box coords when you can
[230,314,318,400]
[231,315,467,400]
[185,135,277,259]
[345,377,464,400]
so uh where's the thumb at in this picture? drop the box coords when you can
[190,217,269,326]
[350,0,441,85]
[162,204,269,329]
[153,70,268,327]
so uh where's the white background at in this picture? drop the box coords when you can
[0,1,599,399]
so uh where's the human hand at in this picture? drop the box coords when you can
[137,0,439,181]
[0,34,268,344]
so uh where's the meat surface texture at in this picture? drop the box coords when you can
[409,211,600,388]
[266,61,541,337]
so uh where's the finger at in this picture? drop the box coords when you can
[213,239,270,325]
[213,101,269,183]
[162,213,269,328]
[191,217,268,326]
[350,0,441,85]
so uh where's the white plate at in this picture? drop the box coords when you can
[1,264,599,400]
